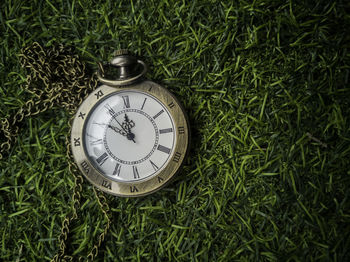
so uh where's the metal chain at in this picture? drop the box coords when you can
[88,187,112,260]
[1,42,92,158]
[52,119,111,262]
[0,42,111,261]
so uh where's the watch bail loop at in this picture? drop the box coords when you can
[97,50,147,86]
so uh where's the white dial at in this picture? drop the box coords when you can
[83,90,176,182]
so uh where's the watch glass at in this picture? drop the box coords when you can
[83,90,176,182]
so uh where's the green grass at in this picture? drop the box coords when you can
[1,0,350,261]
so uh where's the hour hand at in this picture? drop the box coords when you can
[108,124,127,136]
[93,122,127,136]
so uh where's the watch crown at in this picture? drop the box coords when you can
[113,49,130,56]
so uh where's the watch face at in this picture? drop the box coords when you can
[83,90,175,182]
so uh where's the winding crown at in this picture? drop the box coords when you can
[113,49,130,56]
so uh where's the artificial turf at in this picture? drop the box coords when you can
[1,0,350,261]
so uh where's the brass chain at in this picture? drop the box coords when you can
[0,42,111,261]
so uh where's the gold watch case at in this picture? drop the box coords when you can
[71,80,189,197]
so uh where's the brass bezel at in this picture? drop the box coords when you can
[71,80,189,197]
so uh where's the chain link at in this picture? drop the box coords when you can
[0,42,111,261]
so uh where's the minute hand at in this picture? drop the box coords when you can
[123,114,135,132]
[121,113,136,143]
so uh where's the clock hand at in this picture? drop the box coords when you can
[108,124,127,136]
[94,121,135,142]
[124,113,133,125]
[123,113,136,143]
[111,115,129,134]
[93,122,127,136]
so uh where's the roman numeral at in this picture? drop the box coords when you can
[95,90,104,99]
[159,128,173,134]
[78,112,86,119]
[122,95,130,108]
[157,144,171,154]
[105,103,115,116]
[149,160,159,171]
[96,152,108,166]
[133,165,140,179]
[101,180,112,190]
[81,161,90,174]
[173,152,182,163]
[153,109,164,119]
[141,97,147,110]
[130,185,139,193]
[178,126,185,134]
[157,176,164,183]
[168,101,175,108]
[112,163,121,176]
[74,137,81,146]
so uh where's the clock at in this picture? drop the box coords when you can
[70,51,189,197]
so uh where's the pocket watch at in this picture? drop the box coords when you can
[70,50,189,197]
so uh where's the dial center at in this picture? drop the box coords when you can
[127,132,135,141]
[104,109,159,165]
